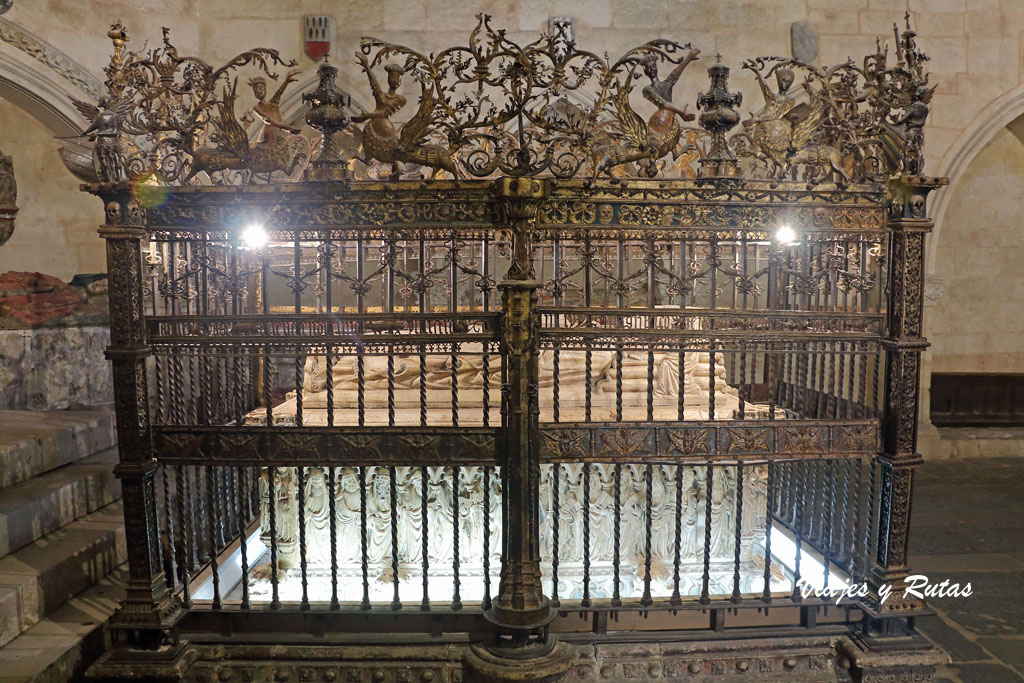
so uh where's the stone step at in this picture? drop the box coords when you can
[0,566,125,683]
[0,499,125,648]
[0,410,116,490]
[0,447,120,559]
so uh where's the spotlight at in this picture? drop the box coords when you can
[241,223,268,250]
[775,224,797,245]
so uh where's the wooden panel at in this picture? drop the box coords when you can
[930,373,1024,427]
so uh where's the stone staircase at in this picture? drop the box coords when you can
[0,409,126,682]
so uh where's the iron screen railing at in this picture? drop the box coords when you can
[85,175,948,651]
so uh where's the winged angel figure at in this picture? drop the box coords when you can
[353,53,457,180]
[72,96,132,182]
[590,48,701,181]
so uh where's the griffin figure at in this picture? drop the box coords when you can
[182,77,307,183]
[590,48,701,182]
[353,55,457,180]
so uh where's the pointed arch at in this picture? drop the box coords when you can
[928,83,1024,273]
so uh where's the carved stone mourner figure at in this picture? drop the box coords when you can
[257,463,768,597]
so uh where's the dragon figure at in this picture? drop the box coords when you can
[353,55,457,179]
[182,77,307,183]
[589,48,701,182]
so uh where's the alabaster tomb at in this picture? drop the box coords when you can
[235,344,798,604]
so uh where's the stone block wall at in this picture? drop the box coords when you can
[2,0,1024,429]
[0,325,112,410]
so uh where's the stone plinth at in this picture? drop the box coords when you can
[0,272,111,411]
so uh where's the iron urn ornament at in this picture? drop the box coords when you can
[697,54,742,178]
[303,60,355,180]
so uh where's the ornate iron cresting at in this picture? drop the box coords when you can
[85,14,946,683]
[77,12,933,186]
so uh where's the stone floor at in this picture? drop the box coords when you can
[912,456,1024,682]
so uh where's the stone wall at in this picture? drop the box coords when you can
[928,124,1024,375]
[1,0,1005,175]
[0,325,112,410]
[0,97,103,281]
[1,0,1023,427]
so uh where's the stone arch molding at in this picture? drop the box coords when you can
[929,83,1024,274]
[0,18,99,136]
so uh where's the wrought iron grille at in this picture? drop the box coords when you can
[90,175,929,630]
[82,14,946,678]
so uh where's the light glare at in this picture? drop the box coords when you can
[241,223,268,249]
[775,225,797,245]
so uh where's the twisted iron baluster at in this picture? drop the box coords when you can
[647,348,654,422]
[360,466,370,610]
[581,461,591,607]
[552,345,560,423]
[585,348,592,423]
[268,466,280,610]
[482,350,490,428]
[865,458,878,580]
[161,464,175,590]
[641,463,654,606]
[298,465,308,610]
[420,347,428,427]
[850,458,864,581]
[708,348,716,420]
[326,347,335,427]
[421,466,430,611]
[388,349,396,427]
[205,466,221,609]
[357,347,365,426]
[155,355,165,425]
[175,465,191,608]
[762,462,774,604]
[857,349,867,418]
[611,463,621,607]
[451,466,462,610]
[793,462,806,602]
[839,458,852,573]
[700,463,712,605]
[483,466,491,610]
[731,464,743,604]
[390,465,401,610]
[671,465,683,606]
[451,348,459,427]
[615,346,623,422]
[329,466,339,610]
[677,350,685,421]
[237,466,250,610]
[295,352,303,427]
[550,464,560,607]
